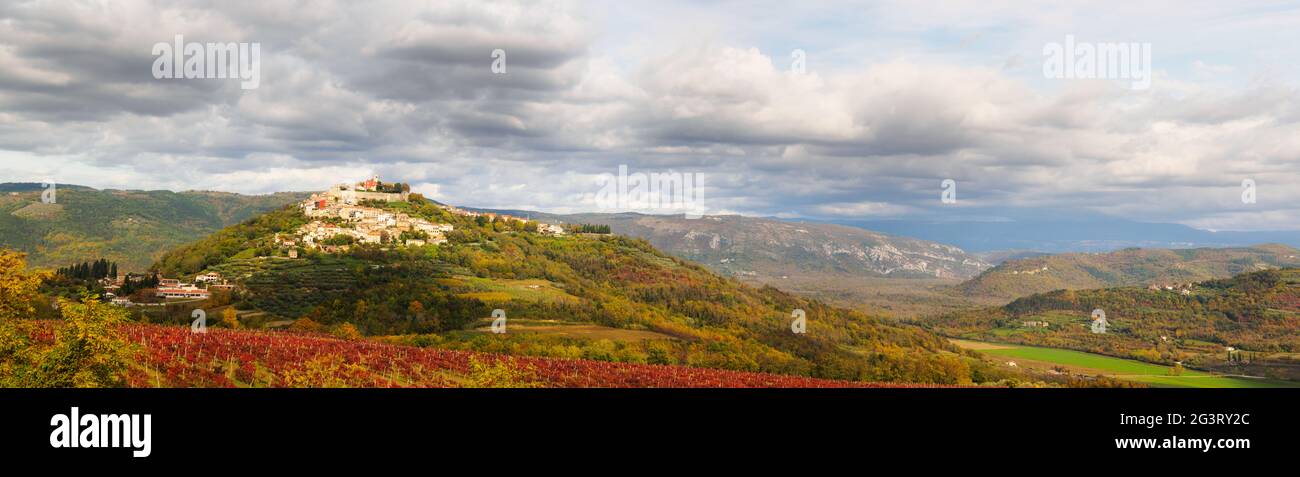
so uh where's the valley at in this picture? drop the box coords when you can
[951,340,1300,388]
[926,268,1300,383]
[742,274,995,317]
[477,210,991,277]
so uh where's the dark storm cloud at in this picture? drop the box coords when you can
[0,0,1298,231]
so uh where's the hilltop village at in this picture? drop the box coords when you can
[105,176,566,307]
[290,175,564,254]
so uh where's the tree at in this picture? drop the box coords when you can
[407,300,425,320]
[0,250,45,321]
[32,295,134,387]
[0,250,46,385]
[407,299,440,332]
[331,322,362,340]
[353,300,368,322]
[221,307,241,329]
[290,317,323,333]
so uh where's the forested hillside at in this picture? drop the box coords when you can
[926,268,1300,380]
[0,184,308,271]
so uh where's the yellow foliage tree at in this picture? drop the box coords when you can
[290,317,323,333]
[331,322,362,340]
[0,249,45,385]
[221,307,241,329]
[0,249,44,321]
[35,296,134,387]
[2,249,134,387]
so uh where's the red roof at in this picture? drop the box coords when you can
[156,288,209,294]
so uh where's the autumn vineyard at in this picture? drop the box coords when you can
[26,322,934,388]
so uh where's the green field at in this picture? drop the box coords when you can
[452,276,581,305]
[957,341,1300,388]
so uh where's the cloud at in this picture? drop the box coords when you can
[1,0,1298,232]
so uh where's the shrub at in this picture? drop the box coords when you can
[331,322,362,340]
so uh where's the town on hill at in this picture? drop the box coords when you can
[98,176,568,308]
[297,175,563,253]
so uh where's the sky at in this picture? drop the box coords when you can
[1,0,1298,231]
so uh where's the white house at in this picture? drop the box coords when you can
[538,223,566,236]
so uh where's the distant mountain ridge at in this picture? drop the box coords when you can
[466,209,991,281]
[959,244,1300,300]
[835,217,1300,253]
[0,183,309,271]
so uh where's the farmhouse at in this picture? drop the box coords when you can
[538,223,566,236]
[155,286,210,299]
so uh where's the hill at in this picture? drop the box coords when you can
[475,211,990,281]
[958,245,1300,301]
[463,209,993,315]
[925,268,1300,381]
[0,184,308,271]
[145,195,1012,385]
[562,213,989,280]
